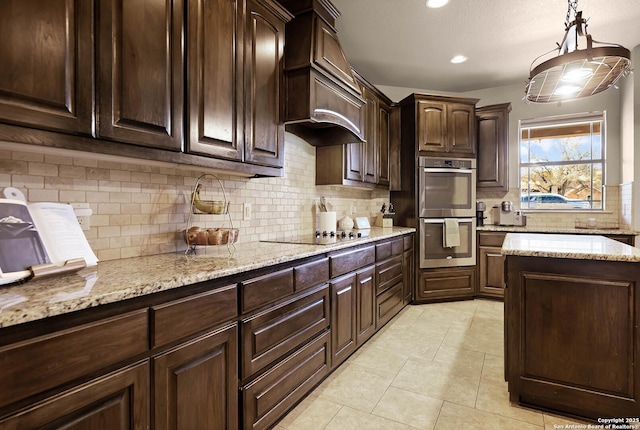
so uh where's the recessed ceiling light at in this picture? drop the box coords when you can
[450,55,467,64]
[426,0,449,8]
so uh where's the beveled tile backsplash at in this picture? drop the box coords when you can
[0,135,389,261]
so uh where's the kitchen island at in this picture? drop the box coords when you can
[502,233,640,420]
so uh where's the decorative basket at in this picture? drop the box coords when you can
[184,173,237,255]
[184,227,239,246]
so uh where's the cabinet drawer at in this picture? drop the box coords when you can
[330,245,375,278]
[0,309,148,409]
[240,284,330,378]
[376,255,403,294]
[416,267,476,301]
[376,282,404,328]
[478,232,506,247]
[375,238,404,261]
[241,331,330,430]
[241,268,294,313]
[151,284,237,348]
[294,258,329,292]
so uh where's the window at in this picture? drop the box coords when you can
[519,112,605,211]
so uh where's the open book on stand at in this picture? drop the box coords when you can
[0,199,98,285]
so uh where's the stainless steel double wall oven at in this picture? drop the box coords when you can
[418,156,476,268]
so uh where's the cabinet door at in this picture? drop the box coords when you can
[402,248,414,304]
[417,100,447,152]
[330,273,357,367]
[478,246,506,298]
[0,0,94,135]
[477,104,510,191]
[244,0,288,167]
[186,0,244,160]
[154,324,238,430]
[362,87,378,184]
[345,142,364,182]
[356,265,376,346]
[448,103,476,154]
[0,361,149,429]
[377,99,392,187]
[98,0,183,150]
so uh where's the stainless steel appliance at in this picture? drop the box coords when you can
[418,156,476,268]
[419,218,476,268]
[418,157,476,218]
[476,201,486,226]
[513,210,527,226]
[492,201,515,226]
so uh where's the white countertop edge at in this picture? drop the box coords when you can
[501,232,640,262]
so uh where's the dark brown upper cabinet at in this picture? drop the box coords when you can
[362,85,379,185]
[316,72,399,189]
[186,0,244,161]
[0,0,94,135]
[476,103,511,192]
[404,94,478,157]
[243,0,289,167]
[98,0,184,151]
[186,0,291,168]
[0,0,289,176]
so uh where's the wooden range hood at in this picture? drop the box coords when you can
[279,0,366,146]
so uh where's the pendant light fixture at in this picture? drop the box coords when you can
[525,0,632,103]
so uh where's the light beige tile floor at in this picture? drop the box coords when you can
[275,299,593,430]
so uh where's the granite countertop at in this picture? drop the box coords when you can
[478,225,638,236]
[0,227,414,329]
[501,232,640,262]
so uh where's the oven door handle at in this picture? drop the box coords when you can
[423,168,474,174]
[423,218,474,223]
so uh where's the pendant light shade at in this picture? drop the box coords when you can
[525,4,632,104]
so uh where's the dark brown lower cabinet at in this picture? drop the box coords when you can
[402,246,414,304]
[240,283,330,430]
[241,331,331,430]
[153,323,238,430]
[0,233,414,430]
[477,232,507,299]
[376,282,404,328]
[240,284,330,379]
[355,265,376,345]
[416,266,476,302]
[505,255,640,419]
[330,273,357,367]
[0,360,149,429]
[478,246,505,298]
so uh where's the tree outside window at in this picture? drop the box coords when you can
[520,113,604,211]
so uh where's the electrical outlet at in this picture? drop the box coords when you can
[71,203,91,231]
[243,203,252,221]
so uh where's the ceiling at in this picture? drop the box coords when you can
[330,0,640,93]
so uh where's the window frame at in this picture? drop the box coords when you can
[518,111,606,212]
